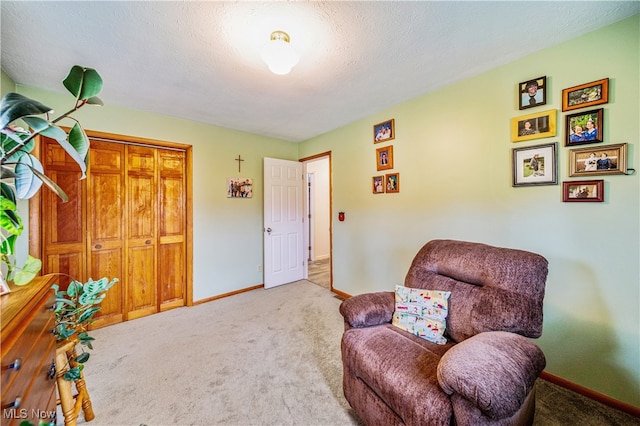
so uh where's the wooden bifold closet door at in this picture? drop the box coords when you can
[39,133,190,328]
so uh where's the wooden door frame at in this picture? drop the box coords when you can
[30,129,194,306]
[299,151,333,292]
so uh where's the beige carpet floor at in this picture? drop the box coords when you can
[66,280,638,426]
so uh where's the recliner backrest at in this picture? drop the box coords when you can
[404,239,548,342]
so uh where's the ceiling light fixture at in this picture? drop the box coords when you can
[260,30,300,75]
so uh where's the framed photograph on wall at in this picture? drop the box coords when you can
[511,109,556,142]
[518,76,546,110]
[512,142,558,187]
[385,173,399,193]
[227,178,253,198]
[372,176,385,194]
[569,143,627,177]
[562,180,604,202]
[565,109,603,146]
[373,119,395,143]
[562,78,609,111]
[376,145,394,171]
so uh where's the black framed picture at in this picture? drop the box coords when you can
[518,76,547,110]
[512,142,558,187]
[565,109,603,146]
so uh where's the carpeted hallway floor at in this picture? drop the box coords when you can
[67,280,638,426]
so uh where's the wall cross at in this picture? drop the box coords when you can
[235,154,244,173]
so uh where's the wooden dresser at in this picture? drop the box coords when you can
[1,275,58,426]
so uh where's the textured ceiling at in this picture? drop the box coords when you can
[1,1,638,142]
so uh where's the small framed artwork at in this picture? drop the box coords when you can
[374,119,395,143]
[372,176,385,194]
[512,142,558,187]
[569,143,627,177]
[511,109,556,142]
[562,78,609,111]
[376,145,394,171]
[385,173,399,193]
[227,177,253,198]
[0,275,10,296]
[565,109,603,146]
[518,76,546,110]
[562,180,604,202]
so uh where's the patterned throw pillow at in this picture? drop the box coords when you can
[392,285,451,345]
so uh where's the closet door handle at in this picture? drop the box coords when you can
[95,244,102,249]
[145,240,151,245]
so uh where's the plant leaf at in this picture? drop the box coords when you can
[48,132,88,179]
[77,306,101,323]
[0,93,52,129]
[86,96,104,106]
[75,352,90,363]
[1,130,34,161]
[62,66,103,101]
[12,255,42,285]
[67,281,81,297]
[21,116,68,143]
[0,234,17,256]
[1,182,16,203]
[0,198,23,236]
[14,154,45,199]
[64,366,83,381]
[68,123,90,160]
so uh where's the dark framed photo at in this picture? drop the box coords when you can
[375,145,393,171]
[385,173,399,193]
[512,142,558,187]
[562,180,604,202]
[565,109,603,146]
[511,109,557,142]
[372,176,385,194]
[562,78,609,111]
[374,119,395,143]
[569,143,627,177]
[518,76,546,110]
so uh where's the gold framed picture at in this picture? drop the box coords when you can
[375,145,393,171]
[373,119,395,143]
[511,109,557,142]
[569,143,627,177]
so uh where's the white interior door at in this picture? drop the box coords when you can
[263,157,304,288]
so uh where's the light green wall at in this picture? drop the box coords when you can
[14,85,298,301]
[1,69,16,96]
[300,15,639,406]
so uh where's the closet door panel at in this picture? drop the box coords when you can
[158,150,186,310]
[87,141,125,327]
[126,145,157,319]
[40,138,86,288]
[159,242,184,310]
[127,245,156,319]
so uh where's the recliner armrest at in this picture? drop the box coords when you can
[339,291,395,329]
[436,331,546,420]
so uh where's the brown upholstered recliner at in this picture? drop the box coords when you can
[339,239,548,426]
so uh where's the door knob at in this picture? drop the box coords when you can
[265,227,272,234]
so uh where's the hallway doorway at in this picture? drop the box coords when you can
[302,153,332,290]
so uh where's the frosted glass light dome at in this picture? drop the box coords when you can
[260,31,300,75]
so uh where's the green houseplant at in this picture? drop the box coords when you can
[0,65,103,285]
[53,276,117,380]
